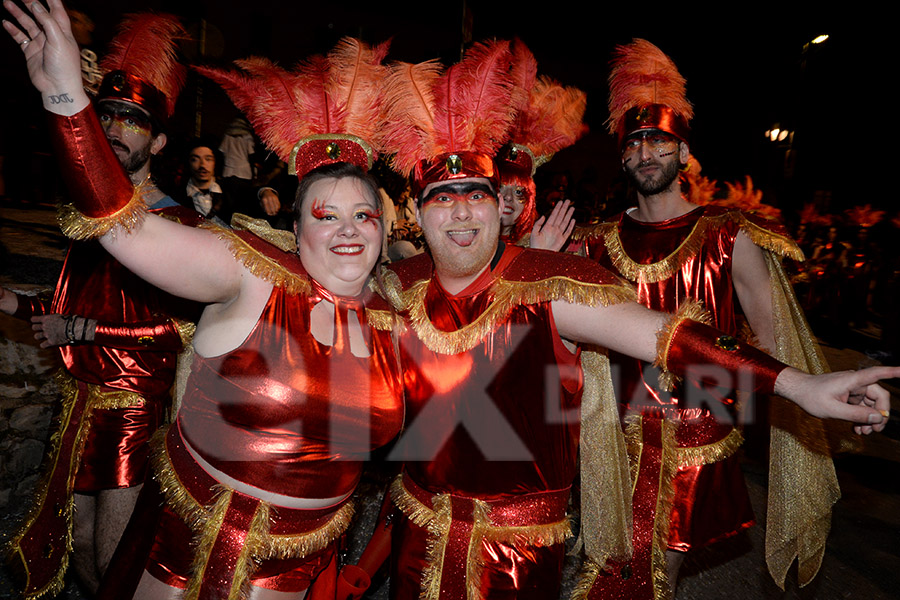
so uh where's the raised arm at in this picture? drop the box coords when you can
[4,0,243,304]
[551,299,895,433]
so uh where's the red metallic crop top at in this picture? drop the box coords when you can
[177,279,404,500]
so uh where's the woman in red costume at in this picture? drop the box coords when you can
[3,3,403,599]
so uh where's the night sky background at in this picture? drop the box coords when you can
[0,0,886,223]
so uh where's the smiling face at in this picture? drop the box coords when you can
[499,184,526,230]
[97,100,164,175]
[416,177,502,292]
[295,176,383,297]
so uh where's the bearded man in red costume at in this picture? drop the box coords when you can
[366,38,894,600]
[570,40,843,600]
[0,11,199,597]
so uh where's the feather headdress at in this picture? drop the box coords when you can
[499,42,588,177]
[845,204,885,228]
[195,38,390,177]
[606,39,693,144]
[496,41,588,241]
[97,14,188,123]
[380,39,518,196]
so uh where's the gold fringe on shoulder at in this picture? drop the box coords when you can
[231,213,298,252]
[58,186,148,240]
[675,427,744,468]
[200,222,311,296]
[569,222,616,243]
[405,276,636,355]
[731,212,805,261]
[653,300,710,391]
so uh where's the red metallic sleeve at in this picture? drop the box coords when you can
[12,294,48,321]
[662,318,785,395]
[92,318,184,351]
[48,107,135,219]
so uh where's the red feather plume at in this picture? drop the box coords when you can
[606,38,693,136]
[194,38,389,163]
[99,14,188,117]
[512,75,588,160]
[381,40,517,176]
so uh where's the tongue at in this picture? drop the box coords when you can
[450,231,476,247]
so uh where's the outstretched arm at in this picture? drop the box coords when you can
[551,299,894,433]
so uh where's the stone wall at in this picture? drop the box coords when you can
[0,310,61,523]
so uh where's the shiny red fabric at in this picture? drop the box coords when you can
[146,424,343,595]
[48,107,133,218]
[384,246,630,597]
[74,388,167,490]
[178,283,404,499]
[587,206,755,551]
[411,152,500,198]
[392,248,582,499]
[666,319,784,395]
[52,229,194,396]
[91,319,184,351]
[391,473,569,600]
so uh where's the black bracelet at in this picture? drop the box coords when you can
[64,315,77,344]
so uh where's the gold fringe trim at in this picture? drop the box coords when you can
[653,300,711,391]
[601,217,712,284]
[6,372,88,599]
[200,222,311,296]
[175,319,197,348]
[152,429,353,600]
[569,222,615,243]
[184,487,232,600]
[570,556,605,600]
[733,213,805,261]
[401,276,636,355]
[420,494,452,600]
[624,413,644,494]
[651,418,678,600]
[231,213,298,252]
[365,308,400,332]
[675,427,744,468]
[58,185,148,240]
[585,211,804,285]
[391,475,571,600]
[467,500,492,600]
[85,387,146,410]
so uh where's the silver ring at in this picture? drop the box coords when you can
[20,39,30,46]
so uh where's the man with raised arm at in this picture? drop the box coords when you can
[0,6,198,596]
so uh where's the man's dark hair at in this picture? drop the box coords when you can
[293,162,382,224]
[186,138,223,176]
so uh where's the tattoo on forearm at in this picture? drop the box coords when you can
[48,93,74,104]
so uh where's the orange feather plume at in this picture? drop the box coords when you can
[194,38,389,163]
[512,75,588,160]
[845,204,885,228]
[606,39,693,136]
[381,40,517,176]
[99,13,188,116]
